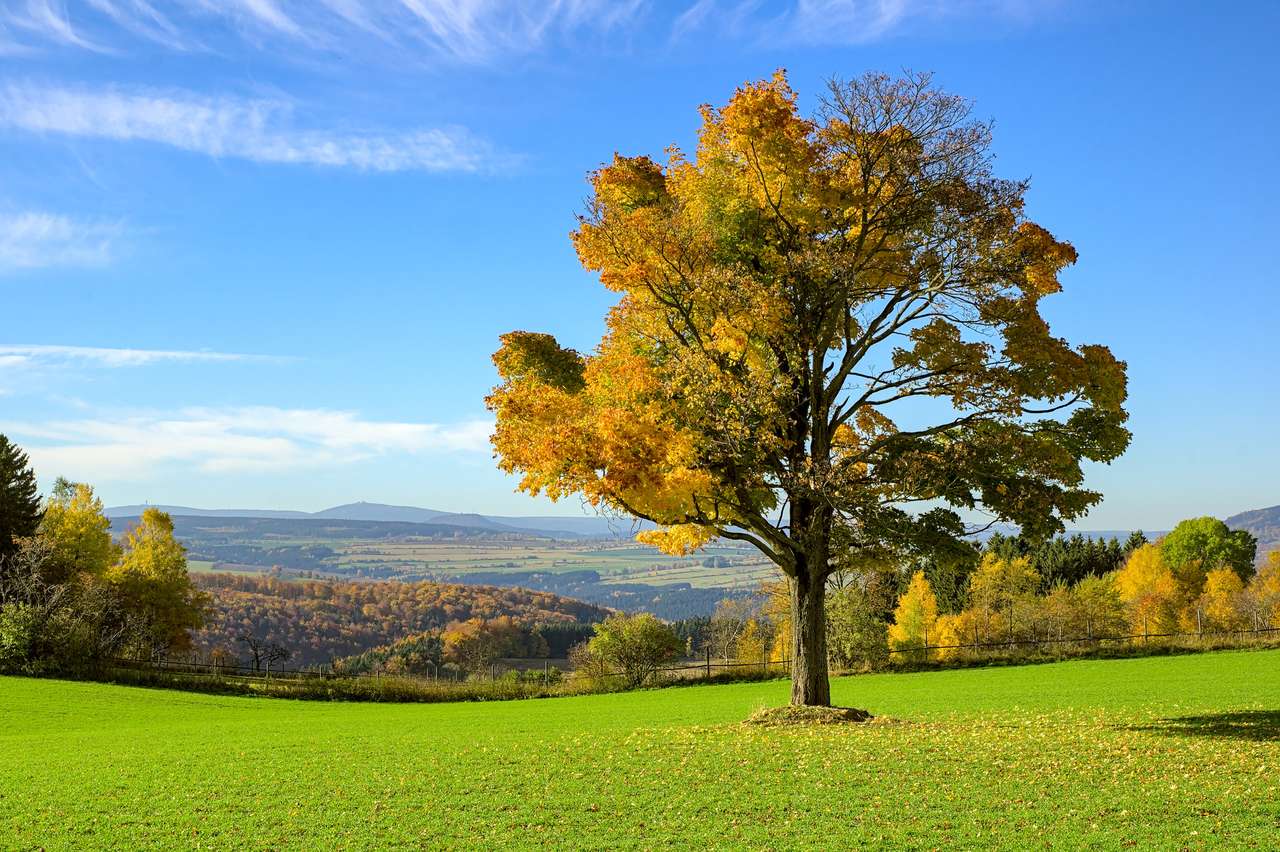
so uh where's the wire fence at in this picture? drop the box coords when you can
[106,652,790,686]
[108,623,1280,693]
[887,623,1280,658]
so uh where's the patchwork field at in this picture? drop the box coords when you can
[338,540,774,589]
[133,514,778,618]
[2,649,1277,848]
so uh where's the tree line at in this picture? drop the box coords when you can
[683,518,1273,670]
[0,436,205,673]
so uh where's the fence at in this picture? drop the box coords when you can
[887,623,1280,660]
[108,623,1280,695]
[107,649,791,690]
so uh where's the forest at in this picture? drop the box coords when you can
[193,574,610,667]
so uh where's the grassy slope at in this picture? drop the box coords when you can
[2,650,1278,849]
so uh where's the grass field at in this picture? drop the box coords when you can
[2,650,1277,849]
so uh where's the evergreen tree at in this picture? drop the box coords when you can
[0,435,41,562]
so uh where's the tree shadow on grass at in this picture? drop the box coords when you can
[1125,710,1280,742]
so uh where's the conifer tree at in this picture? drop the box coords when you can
[0,435,41,562]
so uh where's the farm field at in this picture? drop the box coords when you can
[339,540,773,588]
[2,650,1277,849]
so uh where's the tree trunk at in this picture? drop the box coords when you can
[789,567,830,706]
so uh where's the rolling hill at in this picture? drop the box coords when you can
[105,501,636,539]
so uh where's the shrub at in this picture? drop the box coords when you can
[581,612,682,689]
[0,603,38,673]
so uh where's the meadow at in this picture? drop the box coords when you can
[2,649,1277,848]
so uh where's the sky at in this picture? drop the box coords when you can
[0,0,1277,530]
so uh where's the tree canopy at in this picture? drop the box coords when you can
[489,71,1129,704]
[37,479,118,585]
[1161,516,1257,584]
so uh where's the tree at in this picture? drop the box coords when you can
[37,479,118,584]
[1199,567,1247,632]
[919,545,979,614]
[1161,517,1257,586]
[581,612,682,689]
[488,71,1129,705]
[887,571,938,662]
[238,634,290,673]
[825,583,889,669]
[1124,530,1149,554]
[968,553,1040,639]
[0,435,41,563]
[107,509,206,657]
[440,616,536,674]
[1067,573,1128,639]
[1245,551,1280,628]
[1114,544,1178,635]
[0,536,126,673]
[708,596,757,662]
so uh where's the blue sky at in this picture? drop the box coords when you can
[0,0,1276,530]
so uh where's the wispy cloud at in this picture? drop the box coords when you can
[0,211,124,272]
[0,343,276,368]
[2,0,645,64]
[3,406,493,480]
[676,0,1058,45]
[0,82,500,172]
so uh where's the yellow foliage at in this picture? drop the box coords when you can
[635,524,717,556]
[968,553,1040,613]
[107,508,206,654]
[37,481,118,583]
[932,611,977,661]
[1247,551,1280,628]
[1114,544,1178,634]
[1200,567,1247,631]
[736,618,772,664]
[888,571,937,661]
[486,67,1130,655]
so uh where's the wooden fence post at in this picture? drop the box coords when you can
[705,647,711,680]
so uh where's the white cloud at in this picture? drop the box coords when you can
[0,82,499,172]
[1,0,645,63]
[676,0,1058,45]
[0,211,124,272]
[3,406,493,481]
[0,343,273,368]
[2,1,1057,62]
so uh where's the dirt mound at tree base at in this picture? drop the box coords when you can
[744,705,874,727]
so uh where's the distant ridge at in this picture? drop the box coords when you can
[104,500,641,539]
[105,504,311,520]
[105,499,1171,543]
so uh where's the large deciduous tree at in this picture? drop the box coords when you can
[488,71,1129,705]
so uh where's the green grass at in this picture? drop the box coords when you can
[3,649,1278,849]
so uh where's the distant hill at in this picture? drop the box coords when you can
[1225,504,1280,560]
[105,504,311,519]
[311,501,449,524]
[106,500,641,539]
